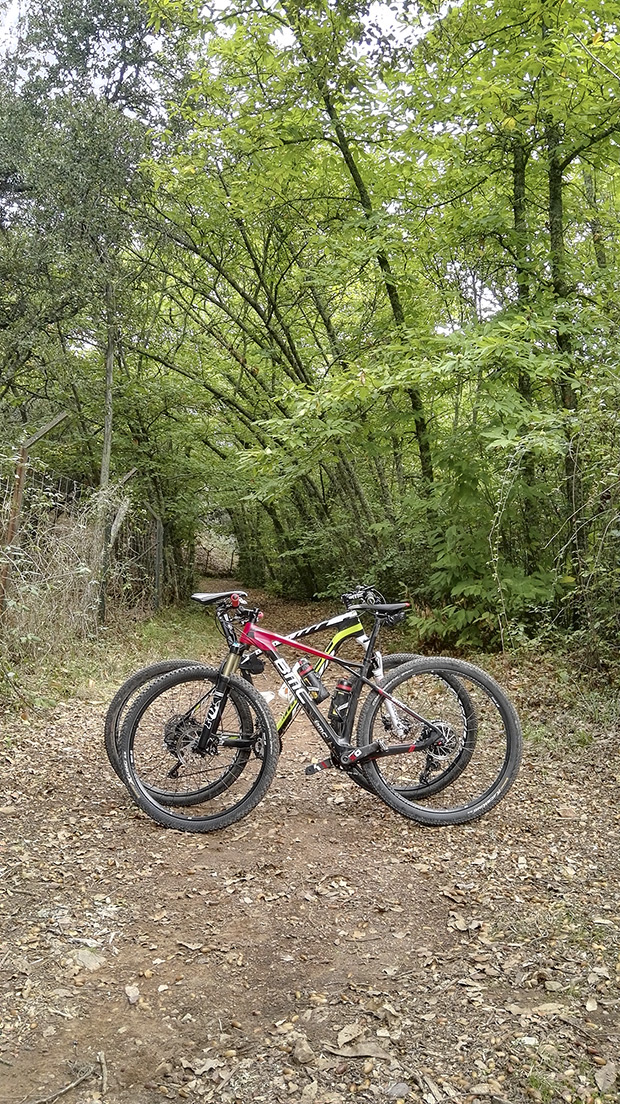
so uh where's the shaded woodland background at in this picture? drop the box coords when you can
[2,0,620,673]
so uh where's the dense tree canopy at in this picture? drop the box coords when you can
[1,0,620,646]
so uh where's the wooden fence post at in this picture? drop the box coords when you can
[145,505,164,611]
[154,516,164,610]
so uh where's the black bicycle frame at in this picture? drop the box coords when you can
[194,602,444,764]
[236,612,444,765]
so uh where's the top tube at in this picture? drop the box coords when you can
[239,622,363,669]
[286,610,365,642]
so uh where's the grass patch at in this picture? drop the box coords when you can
[1,600,223,715]
[526,1070,557,1103]
[523,722,594,751]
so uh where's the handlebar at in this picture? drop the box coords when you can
[212,584,403,642]
[341,584,386,609]
[215,596,262,626]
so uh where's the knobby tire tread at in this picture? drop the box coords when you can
[356,657,522,826]
[119,665,279,833]
[104,659,200,779]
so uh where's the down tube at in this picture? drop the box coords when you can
[270,655,345,751]
[275,622,366,738]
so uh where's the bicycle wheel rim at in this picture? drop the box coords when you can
[357,657,522,825]
[104,659,201,780]
[119,667,279,830]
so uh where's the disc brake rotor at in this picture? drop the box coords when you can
[163,714,203,761]
[417,720,465,784]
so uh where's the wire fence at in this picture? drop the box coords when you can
[0,462,161,655]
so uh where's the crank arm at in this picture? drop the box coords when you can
[339,741,384,767]
[342,737,437,767]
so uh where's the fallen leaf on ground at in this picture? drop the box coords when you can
[595,1062,616,1093]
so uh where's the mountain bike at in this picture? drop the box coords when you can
[105,585,475,798]
[103,587,403,779]
[118,590,522,832]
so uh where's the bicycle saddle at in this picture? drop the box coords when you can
[190,591,248,605]
[351,601,410,614]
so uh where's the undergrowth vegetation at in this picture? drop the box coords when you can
[0,601,222,716]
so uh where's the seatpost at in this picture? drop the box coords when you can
[215,600,243,677]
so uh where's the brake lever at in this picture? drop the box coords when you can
[341,584,368,607]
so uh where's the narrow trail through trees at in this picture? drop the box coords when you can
[0,586,618,1103]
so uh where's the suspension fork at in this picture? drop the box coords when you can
[365,629,412,736]
[382,691,408,736]
[196,644,243,753]
[369,651,409,734]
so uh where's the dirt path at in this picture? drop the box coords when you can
[0,585,618,1104]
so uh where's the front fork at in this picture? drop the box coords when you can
[221,651,241,678]
[196,648,242,753]
[369,649,410,738]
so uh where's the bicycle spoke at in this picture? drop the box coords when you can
[357,658,521,825]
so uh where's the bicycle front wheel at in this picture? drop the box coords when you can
[356,657,522,826]
[119,666,279,833]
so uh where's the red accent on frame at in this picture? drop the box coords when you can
[240,622,339,663]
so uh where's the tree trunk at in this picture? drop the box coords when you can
[100,295,115,489]
[545,110,585,609]
[512,139,530,307]
[97,288,116,623]
[510,137,539,572]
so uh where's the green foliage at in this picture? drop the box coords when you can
[2,0,620,653]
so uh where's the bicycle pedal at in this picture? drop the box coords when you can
[305,758,333,777]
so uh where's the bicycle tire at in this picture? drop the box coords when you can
[119,666,279,833]
[105,657,257,782]
[105,659,200,780]
[356,657,522,826]
[124,666,258,807]
[118,664,261,807]
[349,653,477,799]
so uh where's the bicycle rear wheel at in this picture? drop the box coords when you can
[348,653,477,798]
[119,666,279,833]
[375,653,477,798]
[104,660,200,780]
[356,657,521,826]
